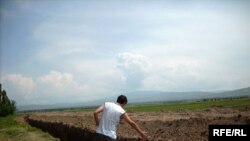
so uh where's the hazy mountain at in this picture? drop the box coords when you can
[101,87,250,104]
[18,86,250,111]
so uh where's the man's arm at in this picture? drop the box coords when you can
[123,113,148,140]
[93,104,104,126]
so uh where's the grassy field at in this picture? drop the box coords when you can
[0,114,57,141]
[125,97,250,112]
[19,97,250,113]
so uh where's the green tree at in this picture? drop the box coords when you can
[0,83,16,117]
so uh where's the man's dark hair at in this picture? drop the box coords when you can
[117,95,127,104]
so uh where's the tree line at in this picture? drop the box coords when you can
[0,83,16,117]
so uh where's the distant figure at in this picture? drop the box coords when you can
[93,95,148,141]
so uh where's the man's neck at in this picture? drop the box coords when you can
[116,102,123,107]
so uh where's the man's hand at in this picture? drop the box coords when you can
[140,131,149,141]
[123,113,150,140]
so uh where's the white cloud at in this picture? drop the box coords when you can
[2,71,89,105]
[71,58,124,95]
[1,0,250,105]
[3,74,35,94]
[37,70,88,91]
[115,51,250,91]
[116,52,150,91]
[37,40,92,60]
[117,52,149,73]
[2,74,36,104]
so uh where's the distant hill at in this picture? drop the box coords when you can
[18,86,250,111]
[93,86,250,104]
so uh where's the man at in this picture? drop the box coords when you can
[93,95,148,141]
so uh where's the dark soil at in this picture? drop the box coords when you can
[27,107,250,141]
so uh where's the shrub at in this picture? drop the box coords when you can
[0,84,16,117]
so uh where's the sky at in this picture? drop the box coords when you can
[0,0,250,106]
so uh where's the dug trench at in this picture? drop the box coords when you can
[26,107,250,141]
[26,116,140,141]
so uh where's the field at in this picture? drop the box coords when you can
[125,97,250,112]
[1,98,250,141]
[0,114,57,141]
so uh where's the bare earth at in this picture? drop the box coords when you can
[28,107,250,141]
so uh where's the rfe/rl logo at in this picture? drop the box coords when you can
[209,125,250,141]
[213,129,247,136]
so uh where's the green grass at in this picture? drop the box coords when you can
[0,114,56,141]
[25,97,249,113]
[125,97,250,112]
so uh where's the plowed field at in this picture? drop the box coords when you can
[27,106,250,141]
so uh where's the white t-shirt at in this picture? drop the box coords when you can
[96,102,126,139]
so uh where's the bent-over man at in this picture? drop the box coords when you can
[93,95,149,141]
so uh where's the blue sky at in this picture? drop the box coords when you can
[0,0,250,105]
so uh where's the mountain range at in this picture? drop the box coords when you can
[18,86,250,111]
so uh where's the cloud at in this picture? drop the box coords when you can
[3,74,35,94]
[140,59,204,91]
[1,0,250,105]
[116,52,149,91]
[117,52,149,72]
[37,71,88,91]
[115,52,206,91]
[115,51,250,91]
[33,20,95,61]
[2,74,36,105]
[2,71,89,105]
[71,58,124,95]
[37,40,92,60]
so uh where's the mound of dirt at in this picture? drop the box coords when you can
[27,107,250,141]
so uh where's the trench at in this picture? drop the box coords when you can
[27,118,139,141]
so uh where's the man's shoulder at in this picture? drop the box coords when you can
[105,102,125,112]
[105,102,114,105]
[104,102,115,108]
